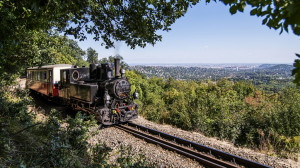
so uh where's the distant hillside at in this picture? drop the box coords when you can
[258,64,293,70]
[267,64,293,71]
[258,64,275,69]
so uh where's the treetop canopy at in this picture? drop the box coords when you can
[1,0,299,50]
[1,0,300,85]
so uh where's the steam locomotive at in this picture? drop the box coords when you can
[26,58,138,125]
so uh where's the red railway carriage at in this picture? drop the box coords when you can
[26,64,73,96]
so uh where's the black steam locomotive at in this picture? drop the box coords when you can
[26,58,138,125]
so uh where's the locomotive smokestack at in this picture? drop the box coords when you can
[90,63,97,80]
[114,58,120,78]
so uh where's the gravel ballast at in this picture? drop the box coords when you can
[89,126,203,167]
[87,116,300,167]
[128,116,299,168]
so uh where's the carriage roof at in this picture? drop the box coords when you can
[27,64,73,70]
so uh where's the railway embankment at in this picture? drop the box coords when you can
[89,116,299,168]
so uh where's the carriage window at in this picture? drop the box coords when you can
[49,71,52,81]
[67,71,70,81]
[63,71,67,83]
[33,71,35,80]
[44,71,47,81]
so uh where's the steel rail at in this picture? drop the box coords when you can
[115,124,229,168]
[126,122,271,168]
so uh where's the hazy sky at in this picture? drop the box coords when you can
[71,1,300,64]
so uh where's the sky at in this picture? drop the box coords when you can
[70,1,300,64]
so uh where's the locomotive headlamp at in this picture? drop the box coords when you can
[120,69,126,78]
[133,90,139,99]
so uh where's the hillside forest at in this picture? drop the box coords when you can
[127,70,300,159]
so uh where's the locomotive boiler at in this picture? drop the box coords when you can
[26,58,138,125]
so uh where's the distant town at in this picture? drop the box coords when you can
[130,64,294,93]
[130,63,293,80]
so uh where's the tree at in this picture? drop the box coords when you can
[49,34,87,67]
[86,47,98,64]
[99,55,129,69]
[0,0,195,49]
[1,0,300,85]
[1,0,298,48]
[220,0,300,35]
[0,31,87,86]
[0,0,196,86]
[292,54,300,86]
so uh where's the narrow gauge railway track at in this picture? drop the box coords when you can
[115,122,271,168]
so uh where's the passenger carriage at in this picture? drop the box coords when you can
[26,64,73,96]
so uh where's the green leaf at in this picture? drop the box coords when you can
[250,8,257,16]
[262,17,268,25]
[283,21,289,33]
[237,4,244,12]
[292,54,300,86]
[230,5,237,14]
[221,0,230,5]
